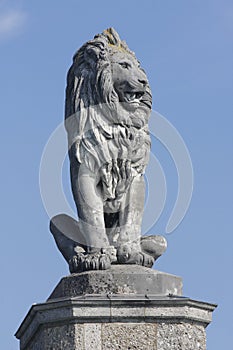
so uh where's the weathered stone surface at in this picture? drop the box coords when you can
[20,321,207,350]
[48,265,182,299]
[84,324,101,350]
[24,324,84,350]
[20,320,208,350]
[102,323,157,350]
[157,322,206,350]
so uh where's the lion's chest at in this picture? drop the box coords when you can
[76,125,150,203]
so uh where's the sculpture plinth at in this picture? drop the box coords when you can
[15,270,216,350]
[48,265,183,299]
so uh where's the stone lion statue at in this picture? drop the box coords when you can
[50,28,167,272]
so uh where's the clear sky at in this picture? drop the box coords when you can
[0,0,232,349]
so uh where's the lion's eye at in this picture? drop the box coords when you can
[119,62,131,69]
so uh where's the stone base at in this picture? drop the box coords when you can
[48,265,183,299]
[15,267,216,350]
[15,294,216,350]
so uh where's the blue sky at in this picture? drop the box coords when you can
[0,0,232,349]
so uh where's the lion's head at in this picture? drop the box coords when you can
[65,28,152,128]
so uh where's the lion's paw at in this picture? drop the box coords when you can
[69,247,116,273]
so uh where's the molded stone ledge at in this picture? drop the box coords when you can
[15,295,216,350]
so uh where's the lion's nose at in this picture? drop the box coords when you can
[138,79,147,87]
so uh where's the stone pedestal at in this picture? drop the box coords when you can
[15,266,216,350]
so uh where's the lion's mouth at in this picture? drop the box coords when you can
[124,91,144,104]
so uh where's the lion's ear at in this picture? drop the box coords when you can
[84,46,101,69]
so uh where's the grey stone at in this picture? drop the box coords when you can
[84,324,101,350]
[48,265,182,299]
[15,295,216,350]
[157,323,206,350]
[21,324,84,350]
[101,323,157,350]
[50,27,167,272]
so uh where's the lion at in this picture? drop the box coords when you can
[50,28,167,273]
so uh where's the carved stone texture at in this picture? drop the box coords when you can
[50,28,167,272]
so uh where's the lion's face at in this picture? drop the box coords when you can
[110,51,149,112]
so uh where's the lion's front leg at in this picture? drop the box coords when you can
[70,163,117,272]
[117,175,154,267]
